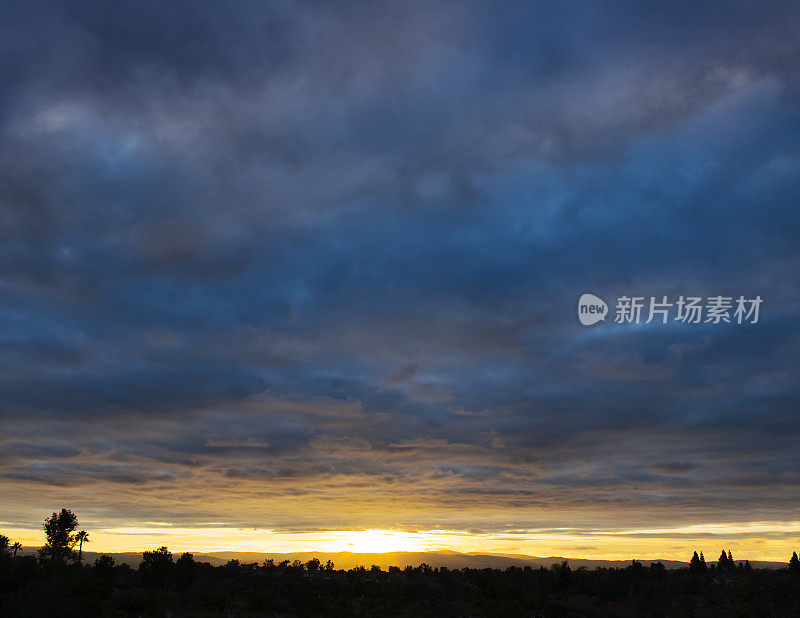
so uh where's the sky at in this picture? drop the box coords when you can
[1,0,799,561]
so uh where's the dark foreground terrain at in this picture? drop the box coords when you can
[2,549,800,617]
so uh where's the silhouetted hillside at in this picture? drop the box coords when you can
[3,547,800,616]
[14,546,788,570]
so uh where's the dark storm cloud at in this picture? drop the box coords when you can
[1,0,799,531]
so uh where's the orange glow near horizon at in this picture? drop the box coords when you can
[3,522,799,563]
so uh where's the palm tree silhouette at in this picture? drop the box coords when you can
[12,542,22,559]
[75,530,90,563]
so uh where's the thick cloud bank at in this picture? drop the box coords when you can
[1,1,799,544]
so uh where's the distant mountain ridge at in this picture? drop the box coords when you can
[15,547,787,570]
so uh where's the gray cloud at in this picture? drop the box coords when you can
[0,0,799,538]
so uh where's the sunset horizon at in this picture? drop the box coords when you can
[5,517,800,563]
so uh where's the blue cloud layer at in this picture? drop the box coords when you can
[1,0,799,532]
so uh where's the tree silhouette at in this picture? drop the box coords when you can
[140,546,173,587]
[75,530,90,563]
[12,541,22,559]
[305,557,321,572]
[41,508,79,565]
[718,549,729,570]
[0,535,9,559]
[94,554,115,579]
[690,550,707,572]
[175,552,197,589]
[790,551,800,573]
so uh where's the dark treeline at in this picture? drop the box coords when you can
[2,510,800,617]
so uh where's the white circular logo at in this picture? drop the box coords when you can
[578,293,608,325]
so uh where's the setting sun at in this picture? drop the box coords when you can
[337,530,430,554]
